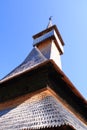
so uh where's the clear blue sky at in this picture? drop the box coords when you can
[0,0,87,99]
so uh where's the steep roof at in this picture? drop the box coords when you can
[0,91,87,130]
[1,47,46,81]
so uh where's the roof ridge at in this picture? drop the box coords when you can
[34,46,47,60]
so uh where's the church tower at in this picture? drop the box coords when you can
[33,18,64,69]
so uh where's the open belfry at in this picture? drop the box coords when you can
[0,19,87,130]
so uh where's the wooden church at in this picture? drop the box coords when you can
[0,19,87,130]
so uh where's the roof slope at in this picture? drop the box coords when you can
[0,91,87,130]
[2,47,46,80]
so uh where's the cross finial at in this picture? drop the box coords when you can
[47,16,53,28]
[49,16,52,21]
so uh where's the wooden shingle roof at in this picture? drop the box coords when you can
[0,91,87,130]
[1,47,46,82]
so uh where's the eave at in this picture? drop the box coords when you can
[0,59,87,123]
[0,59,86,103]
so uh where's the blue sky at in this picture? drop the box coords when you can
[0,0,87,99]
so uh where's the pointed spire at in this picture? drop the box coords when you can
[47,16,53,28]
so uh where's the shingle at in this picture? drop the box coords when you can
[0,92,87,130]
[2,47,47,80]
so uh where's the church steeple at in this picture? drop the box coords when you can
[33,20,64,70]
[1,20,64,82]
